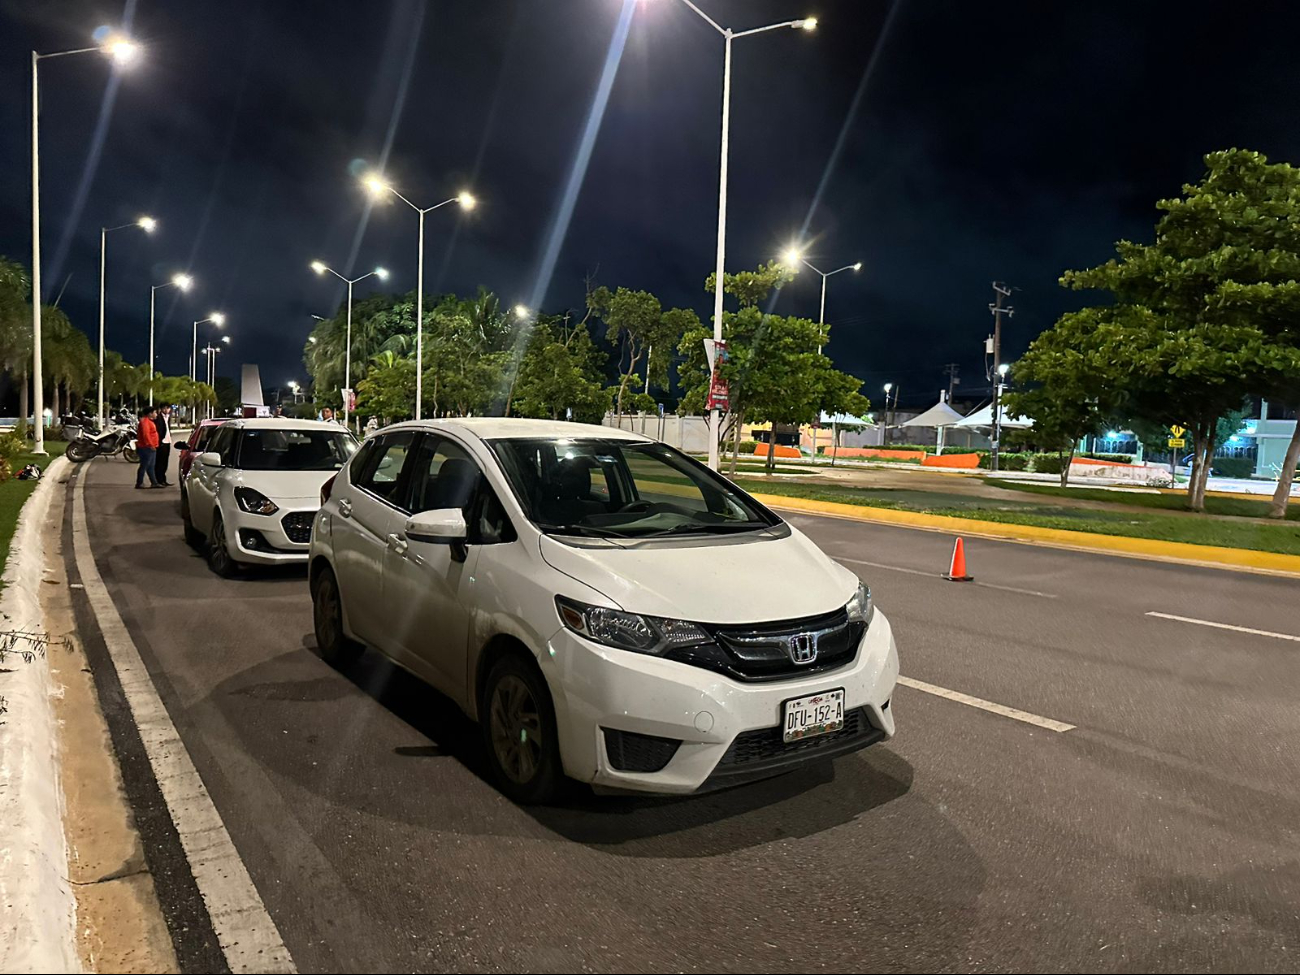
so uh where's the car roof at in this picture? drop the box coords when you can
[381,417,651,442]
[223,417,354,432]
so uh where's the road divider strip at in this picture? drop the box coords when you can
[753,492,1300,578]
[897,676,1076,732]
[71,469,296,974]
[1145,611,1300,643]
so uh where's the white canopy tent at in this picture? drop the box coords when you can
[954,404,1033,429]
[900,400,965,453]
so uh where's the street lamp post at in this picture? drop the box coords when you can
[310,261,388,431]
[30,31,140,454]
[883,382,899,446]
[656,2,817,471]
[98,215,155,427]
[149,273,193,405]
[362,175,475,420]
[782,248,861,354]
[191,312,225,382]
[202,336,231,419]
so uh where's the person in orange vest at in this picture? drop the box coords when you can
[135,406,162,489]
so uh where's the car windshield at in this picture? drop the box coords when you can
[489,437,780,538]
[235,428,357,471]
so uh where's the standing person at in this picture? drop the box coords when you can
[154,405,174,486]
[135,407,162,489]
[364,415,379,438]
[320,407,337,425]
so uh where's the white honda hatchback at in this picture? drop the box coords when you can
[181,418,358,576]
[308,418,897,803]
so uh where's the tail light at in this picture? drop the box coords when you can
[321,473,338,505]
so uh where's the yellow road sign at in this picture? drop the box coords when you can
[1168,438,1186,448]
[1170,424,1186,438]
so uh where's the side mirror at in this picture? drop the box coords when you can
[405,508,467,544]
[177,442,192,452]
[197,451,223,467]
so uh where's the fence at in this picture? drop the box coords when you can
[601,413,712,452]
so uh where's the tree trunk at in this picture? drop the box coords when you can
[1059,446,1076,488]
[730,410,743,476]
[1188,424,1216,511]
[765,427,778,474]
[18,371,29,436]
[1267,418,1300,519]
[52,382,61,427]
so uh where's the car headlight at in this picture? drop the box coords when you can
[555,597,710,655]
[234,487,279,515]
[846,582,874,628]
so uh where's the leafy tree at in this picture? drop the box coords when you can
[590,286,699,416]
[357,357,417,421]
[1055,149,1300,511]
[41,305,94,419]
[0,258,33,431]
[1003,309,1121,486]
[510,315,609,422]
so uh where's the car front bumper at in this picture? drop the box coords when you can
[226,503,317,565]
[542,610,898,795]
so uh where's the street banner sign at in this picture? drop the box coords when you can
[704,340,729,411]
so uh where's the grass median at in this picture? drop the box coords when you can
[0,441,68,574]
[732,476,1300,556]
[987,477,1299,520]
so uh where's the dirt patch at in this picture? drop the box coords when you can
[43,490,178,974]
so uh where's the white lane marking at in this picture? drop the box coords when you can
[73,469,296,973]
[839,557,1058,598]
[1145,611,1300,643]
[896,676,1076,732]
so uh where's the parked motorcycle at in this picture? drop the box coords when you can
[60,409,100,441]
[66,413,139,464]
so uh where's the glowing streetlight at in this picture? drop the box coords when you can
[782,246,862,352]
[30,29,142,453]
[149,272,194,405]
[514,304,530,319]
[998,362,1010,376]
[882,383,900,445]
[360,172,478,419]
[97,213,157,427]
[191,313,227,384]
[638,2,818,470]
[309,260,388,430]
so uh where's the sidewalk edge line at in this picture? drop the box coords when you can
[71,465,295,974]
[753,493,1300,579]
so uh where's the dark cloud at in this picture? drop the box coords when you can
[3,0,1299,406]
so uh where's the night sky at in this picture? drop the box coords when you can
[4,0,1300,408]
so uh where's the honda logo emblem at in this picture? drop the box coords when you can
[787,632,818,665]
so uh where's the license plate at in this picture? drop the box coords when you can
[782,688,845,743]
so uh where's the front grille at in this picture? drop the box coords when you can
[603,728,681,772]
[664,609,863,683]
[281,511,315,544]
[719,707,875,768]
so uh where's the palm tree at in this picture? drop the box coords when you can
[0,258,33,432]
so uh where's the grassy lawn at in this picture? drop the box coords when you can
[987,477,1299,521]
[0,441,68,575]
[733,477,1300,556]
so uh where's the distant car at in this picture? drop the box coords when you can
[181,418,358,576]
[308,417,897,803]
[176,418,229,483]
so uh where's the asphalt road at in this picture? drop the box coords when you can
[69,453,1300,973]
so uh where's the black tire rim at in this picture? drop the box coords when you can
[315,577,339,650]
[489,674,543,785]
[210,517,230,571]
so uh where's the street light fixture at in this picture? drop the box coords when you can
[361,171,477,419]
[514,304,530,319]
[30,29,142,454]
[97,213,156,427]
[780,246,862,353]
[882,382,899,445]
[641,1,817,470]
[149,272,194,406]
[310,260,388,430]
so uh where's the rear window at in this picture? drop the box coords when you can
[234,428,357,471]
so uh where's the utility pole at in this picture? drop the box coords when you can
[943,362,960,401]
[988,282,1014,472]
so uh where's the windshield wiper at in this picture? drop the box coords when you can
[641,521,769,537]
[545,524,640,539]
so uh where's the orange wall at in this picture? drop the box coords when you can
[922,452,980,468]
[753,442,803,458]
[825,447,924,460]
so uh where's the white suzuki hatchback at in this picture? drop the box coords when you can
[182,418,357,576]
[309,418,897,802]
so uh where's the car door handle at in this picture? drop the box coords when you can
[387,533,408,556]
[338,498,352,518]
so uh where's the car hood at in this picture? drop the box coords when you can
[227,469,337,504]
[539,527,858,625]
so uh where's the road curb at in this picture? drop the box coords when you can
[749,492,1300,579]
[0,455,79,974]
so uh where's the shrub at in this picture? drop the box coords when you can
[1032,453,1068,475]
[1082,452,1137,464]
[0,430,29,480]
[738,440,759,455]
[1212,456,1256,478]
[977,451,1030,471]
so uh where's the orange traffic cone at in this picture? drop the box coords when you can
[945,537,973,581]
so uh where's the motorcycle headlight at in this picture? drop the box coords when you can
[846,582,874,628]
[234,487,280,516]
[555,597,709,655]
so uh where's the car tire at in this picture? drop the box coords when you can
[481,654,562,805]
[206,511,240,578]
[180,489,205,549]
[311,566,363,667]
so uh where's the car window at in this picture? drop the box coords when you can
[352,432,416,503]
[209,425,237,465]
[234,428,357,471]
[404,437,482,515]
